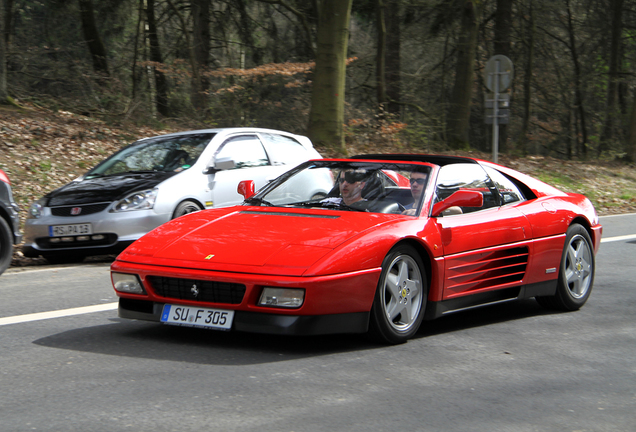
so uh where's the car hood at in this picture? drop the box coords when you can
[119,207,402,276]
[46,172,176,206]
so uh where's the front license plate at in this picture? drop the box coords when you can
[49,223,93,237]
[160,304,234,330]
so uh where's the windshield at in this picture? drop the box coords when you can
[248,160,432,215]
[85,133,214,178]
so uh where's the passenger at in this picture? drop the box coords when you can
[403,171,427,215]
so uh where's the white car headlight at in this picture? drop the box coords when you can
[258,287,305,308]
[28,198,46,219]
[112,272,145,294]
[111,188,158,212]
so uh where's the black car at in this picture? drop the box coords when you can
[0,169,22,275]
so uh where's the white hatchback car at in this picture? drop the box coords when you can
[23,128,326,263]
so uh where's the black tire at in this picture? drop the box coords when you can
[368,245,427,344]
[0,217,13,275]
[172,200,202,219]
[536,224,595,311]
[44,253,86,265]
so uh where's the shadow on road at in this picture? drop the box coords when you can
[32,298,552,365]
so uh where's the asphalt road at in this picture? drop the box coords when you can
[1,214,635,432]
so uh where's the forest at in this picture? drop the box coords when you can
[1,0,635,161]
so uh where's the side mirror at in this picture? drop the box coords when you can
[204,156,236,174]
[237,180,256,199]
[431,190,483,217]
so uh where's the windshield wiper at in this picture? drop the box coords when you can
[288,200,323,207]
[245,197,275,207]
[316,199,366,212]
[125,170,159,174]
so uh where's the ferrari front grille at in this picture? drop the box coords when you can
[147,276,246,304]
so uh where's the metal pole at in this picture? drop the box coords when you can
[492,60,500,164]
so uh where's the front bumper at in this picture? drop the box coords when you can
[118,298,370,335]
[22,240,134,258]
[112,259,382,336]
[22,207,169,257]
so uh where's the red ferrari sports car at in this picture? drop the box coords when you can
[111,154,602,344]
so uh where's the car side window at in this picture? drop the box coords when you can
[216,135,270,169]
[484,166,526,205]
[434,163,500,213]
[260,133,308,165]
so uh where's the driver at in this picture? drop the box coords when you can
[322,169,368,206]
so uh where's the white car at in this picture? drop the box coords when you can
[23,128,326,263]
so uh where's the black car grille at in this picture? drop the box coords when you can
[147,276,246,304]
[51,202,110,217]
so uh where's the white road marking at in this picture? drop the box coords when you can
[601,234,636,243]
[0,302,118,326]
[599,213,636,218]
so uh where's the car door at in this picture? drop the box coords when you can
[260,133,312,166]
[210,135,274,207]
[258,132,332,199]
[433,163,533,300]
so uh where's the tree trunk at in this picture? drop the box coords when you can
[565,0,588,158]
[599,0,623,154]
[131,0,143,100]
[493,0,512,153]
[191,0,210,112]
[376,0,387,109]
[521,0,535,153]
[0,0,7,103]
[307,0,353,154]
[236,0,263,65]
[627,93,636,162]
[78,0,109,77]
[385,0,401,115]
[146,0,169,117]
[445,0,480,149]
[4,0,13,47]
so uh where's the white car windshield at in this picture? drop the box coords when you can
[246,161,431,215]
[85,133,214,178]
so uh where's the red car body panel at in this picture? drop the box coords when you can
[120,207,424,277]
[111,155,602,337]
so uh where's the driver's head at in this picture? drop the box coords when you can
[339,170,367,205]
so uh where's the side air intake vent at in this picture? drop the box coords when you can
[446,246,529,293]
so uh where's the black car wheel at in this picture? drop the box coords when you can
[0,217,13,275]
[536,223,595,311]
[172,200,202,219]
[369,245,427,344]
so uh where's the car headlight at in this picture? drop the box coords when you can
[28,198,46,219]
[258,287,305,308]
[111,188,158,212]
[112,272,146,294]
